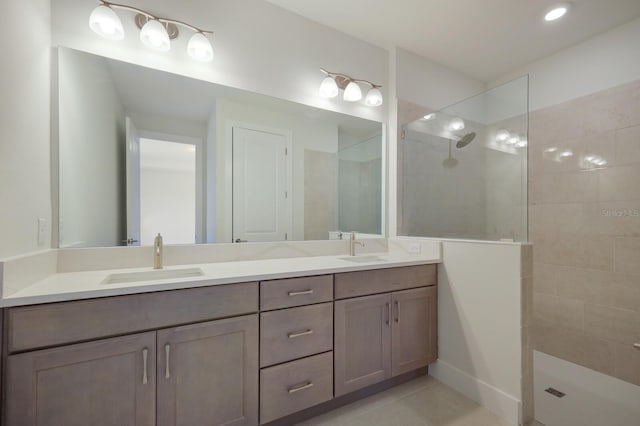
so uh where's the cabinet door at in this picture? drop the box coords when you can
[5,332,156,426]
[391,286,437,376]
[334,293,391,397]
[157,315,259,426]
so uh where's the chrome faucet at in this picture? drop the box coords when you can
[154,233,163,269]
[349,231,364,256]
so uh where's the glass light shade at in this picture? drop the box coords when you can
[318,76,339,98]
[343,81,362,102]
[495,129,510,142]
[364,87,383,107]
[187,32,213,61]
[449,117,465,131]
[89,5,124,40]
[140,19,171,51]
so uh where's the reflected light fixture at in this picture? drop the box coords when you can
[507,134,520,145]
[495,129,510,143]
[545,3,571,21]
[448,117,465,132]
[319,69,383,107]
[423,113,436,120]
[89,0,214,61]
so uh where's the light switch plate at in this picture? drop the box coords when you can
[408,243,421,254]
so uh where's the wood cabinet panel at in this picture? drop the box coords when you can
[334,265,436,299]
[157,315,259,426]
[260,303,333,367]
[391,287,438,376]
[8,282,258,352]
[334,294,391,397]
[260,275,333,311]
[5,332,156,426]
[260,351,333,424]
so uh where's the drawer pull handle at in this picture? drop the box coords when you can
[142,348,148,385]
[288,329,314,339]
[288,381,314,394]
[165,344,171,379]
[395,300,400,323]
[288,289,314,296]
[634,343,640,350]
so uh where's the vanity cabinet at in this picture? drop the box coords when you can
[157,315,258,426]
[334,293,391,396]
[334,265,437,397]
[5,332,157,426]
[3,282,260,426]
[258,275,334,424]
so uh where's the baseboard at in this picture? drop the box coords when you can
[429,360,521,426]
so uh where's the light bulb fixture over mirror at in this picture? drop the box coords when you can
[89,0,214,61]
[319,69,383,107]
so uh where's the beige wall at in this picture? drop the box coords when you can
[0,0,51,258]
[529,79,640,386]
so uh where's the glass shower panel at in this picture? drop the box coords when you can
[399,76,528,241]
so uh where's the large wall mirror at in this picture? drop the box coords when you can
[57,47,384,247]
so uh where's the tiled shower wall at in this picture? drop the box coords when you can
[529,79,640,386]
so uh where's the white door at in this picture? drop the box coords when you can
[232,127,290,242]
[125,117,141,246]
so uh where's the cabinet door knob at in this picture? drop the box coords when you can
[288,381,314,394]
[142,348,148,385]
[165,344,171,379]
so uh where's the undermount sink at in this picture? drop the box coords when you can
[339,255,386,263]
[102,267,204,285]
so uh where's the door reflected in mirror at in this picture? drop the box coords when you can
[57,47,384,247]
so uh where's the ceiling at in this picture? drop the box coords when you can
[265,0,640,82]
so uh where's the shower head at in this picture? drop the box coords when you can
[455,132,476,149]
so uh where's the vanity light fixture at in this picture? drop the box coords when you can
[544,3,571,22]
[89,0,214,61]
[319,69,383,107]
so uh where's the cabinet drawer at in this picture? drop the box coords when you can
[260,275,333,310]
[334,265,436,299]
[260,351,333,424]
[260,303,333,367]
[7,282,258,353]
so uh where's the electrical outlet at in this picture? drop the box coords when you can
[408,243,421,254]
[37,218,47,246]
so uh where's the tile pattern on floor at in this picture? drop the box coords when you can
[297,375,512,426]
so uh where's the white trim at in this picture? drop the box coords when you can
[429,360,521,426]
[225,121,293,243]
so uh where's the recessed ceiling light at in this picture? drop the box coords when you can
[545,3,571,22]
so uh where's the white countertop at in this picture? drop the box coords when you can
[1,253,439,307]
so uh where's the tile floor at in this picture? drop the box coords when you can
[298,375,534,426]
